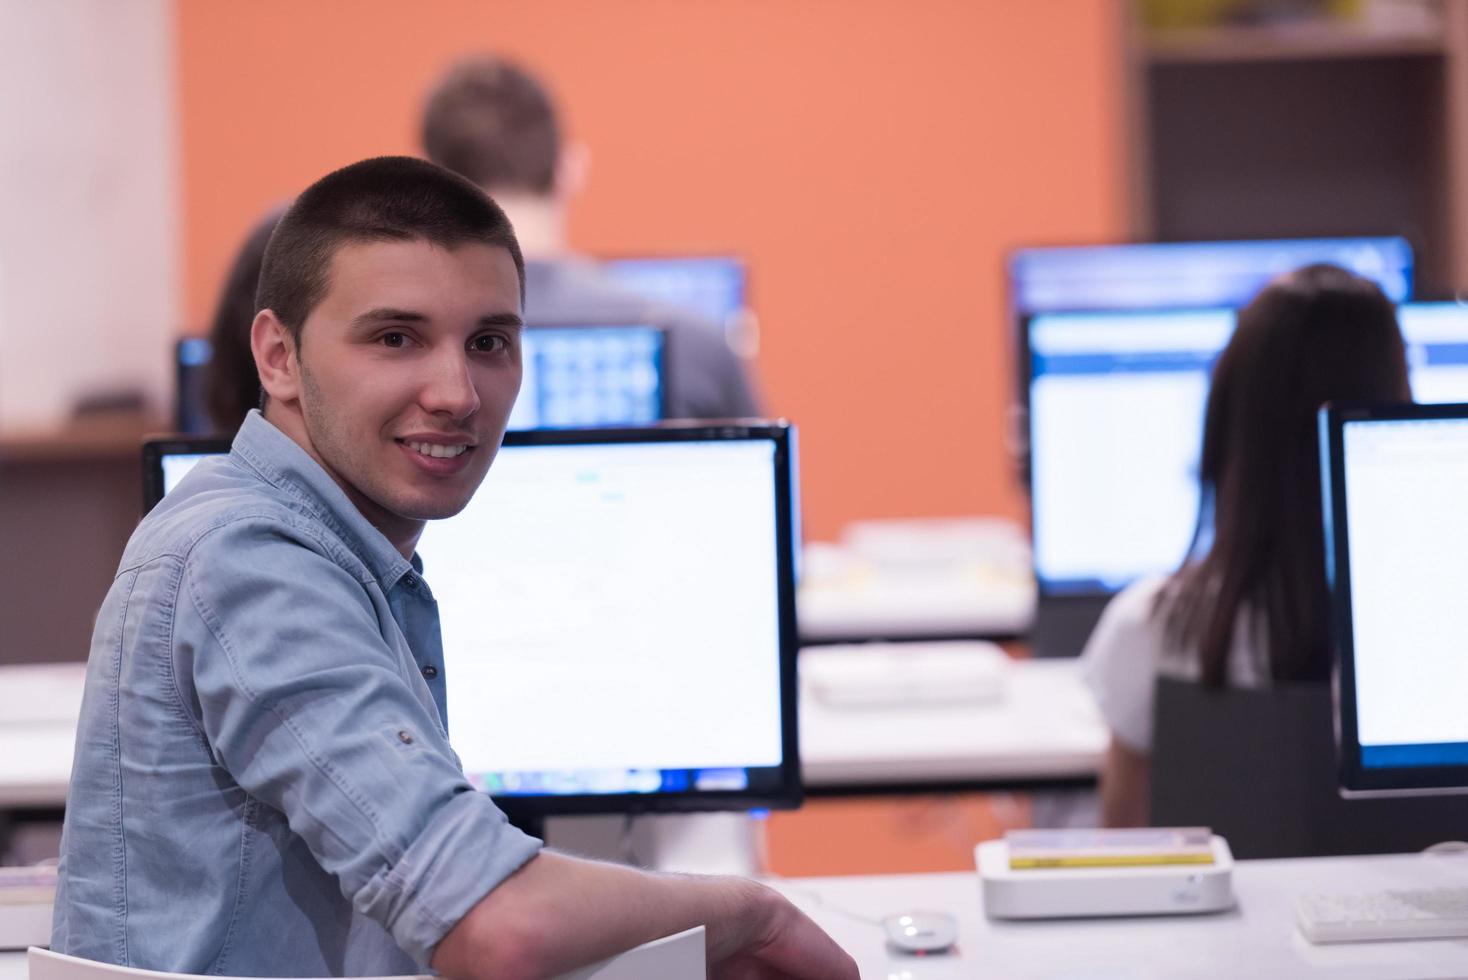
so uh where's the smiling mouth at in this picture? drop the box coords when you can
[399,440,470,459]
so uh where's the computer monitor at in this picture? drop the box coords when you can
[509,325,666,429]
[174,325,666,435]
[143,437,228,508]
[1009,236,1414,315]
[175,337,215,435]
[141,423,802,822]
[1026,301,1468,599]
[1321,402,1468,796]
[602,256,747,328]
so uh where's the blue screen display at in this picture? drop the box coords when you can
[511,325,664,430]
[1011,237,1413,315]
[603,256,746,326]
[1029,301,1468,595]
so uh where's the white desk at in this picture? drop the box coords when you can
[1,654,1104,808]
[770,850,1468,978]
[8,853,1468,978]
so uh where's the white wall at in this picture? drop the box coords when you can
[0,0,178,431]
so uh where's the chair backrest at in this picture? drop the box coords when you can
[29,927,705,980]
[26,949,429,980]
[1150,677,1468,859]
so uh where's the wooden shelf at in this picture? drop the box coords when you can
[1146,22,1447,65]
[0,416,166,463]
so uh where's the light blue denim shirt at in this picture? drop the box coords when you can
[53,411,542,976]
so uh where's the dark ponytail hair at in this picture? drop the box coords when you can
[1158,263,1411,688]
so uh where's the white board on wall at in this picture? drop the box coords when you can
[0,0,179,432]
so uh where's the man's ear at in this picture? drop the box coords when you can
[252,309,301,406]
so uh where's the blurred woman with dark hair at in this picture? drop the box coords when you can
[1080,263,1412,826]
[204,208,284,434]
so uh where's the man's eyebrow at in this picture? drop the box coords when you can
[347,308,524,330]
[480,312,524,330]
[349,308,427,330]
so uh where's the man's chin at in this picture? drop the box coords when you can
[394,495,475,522]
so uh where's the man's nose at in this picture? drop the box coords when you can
[420,348,481,419]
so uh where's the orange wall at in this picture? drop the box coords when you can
[177,1,1127,540]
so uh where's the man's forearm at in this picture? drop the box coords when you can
[430,850,778,980]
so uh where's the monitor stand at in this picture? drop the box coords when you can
[1030,594,1110,658]
[527,814,762,875]
[505,812,546,841]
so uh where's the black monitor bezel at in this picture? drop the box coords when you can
[1321,401,1468,796]
[142,421,803,817]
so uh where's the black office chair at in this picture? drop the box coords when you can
[1150,677,1468,859]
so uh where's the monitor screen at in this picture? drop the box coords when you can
[1027,302,1468,596]
[1027,308,1229,594]
[161,452,218,496]
[510,325,665,430]
[141,424,801,818]
[175,326,665,436]
[602,256,747,327]
[1323,402,1468,795]
[1010,237,1413,315]
[176,338,215,435]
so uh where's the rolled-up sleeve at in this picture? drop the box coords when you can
[178,517,541,966]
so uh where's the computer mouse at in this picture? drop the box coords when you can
[882,910,958,954]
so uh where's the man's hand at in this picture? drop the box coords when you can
[705,880,858,979]
[432,851,857,980]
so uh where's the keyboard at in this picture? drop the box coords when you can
[800,641,1007,708]
[1296,886,1468,943]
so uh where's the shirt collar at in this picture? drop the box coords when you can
[230,410,417,590]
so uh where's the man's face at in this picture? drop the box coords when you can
[290,239,522,546]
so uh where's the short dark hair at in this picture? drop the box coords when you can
[256,155,525,343]
[1159,263,1411,689]
[420,55,561,193]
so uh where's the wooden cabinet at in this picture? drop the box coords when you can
[1122,0,1468,297]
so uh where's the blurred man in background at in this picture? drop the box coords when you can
[422,55,762,420]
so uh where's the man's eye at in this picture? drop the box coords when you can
[470,335,506,353]
[381,332,407,348]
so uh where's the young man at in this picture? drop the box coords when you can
[421,55,762,420]
[53,157,855,980]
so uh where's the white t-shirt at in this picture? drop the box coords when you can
[1078,575,1269,753]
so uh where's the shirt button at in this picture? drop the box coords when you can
[397,730,414,745]
[402,575,417,591]
[421,664,439,680]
